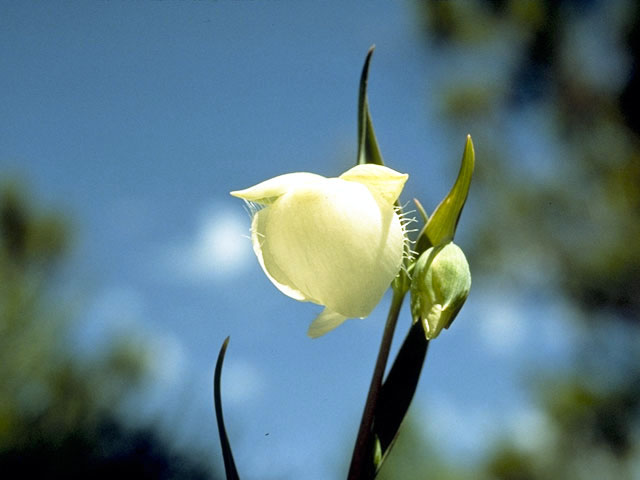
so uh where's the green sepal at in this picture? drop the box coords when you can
[214,337,241,480]
[357,46,384,166]
[416,135,475,253]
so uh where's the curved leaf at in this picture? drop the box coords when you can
[214,337,240,480]
[357,46,384,166]
[425,135,475,246]
[416,135,475,254]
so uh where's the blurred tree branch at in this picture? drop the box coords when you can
[0,182,215,479]
[378,1,640,478]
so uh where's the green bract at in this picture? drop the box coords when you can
[231,164,409,338]
[410,242,471,340]
[415,136,474,254]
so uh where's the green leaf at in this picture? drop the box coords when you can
[357,46,384,166]
[373,322,430,470]
[214,337,241,480]
[420,135,475,250]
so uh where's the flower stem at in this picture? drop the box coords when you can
[347,288,406,480]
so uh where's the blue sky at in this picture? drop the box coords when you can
[1,2,584,479]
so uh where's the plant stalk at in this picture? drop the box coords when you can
[347,288,406,480]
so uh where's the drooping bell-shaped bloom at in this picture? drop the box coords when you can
[231,164,408,337]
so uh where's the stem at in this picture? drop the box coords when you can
[347,288,406,480]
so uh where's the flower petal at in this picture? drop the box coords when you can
[250,207,310,302]
[307,309,348,338]
[231,172,324,205]
[339,164,408,206]
[264,178,404,318]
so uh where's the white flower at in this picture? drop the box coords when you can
[231,164,409,337]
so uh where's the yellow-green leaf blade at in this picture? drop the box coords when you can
[425,135,475,246]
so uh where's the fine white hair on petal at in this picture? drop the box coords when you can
[243,200,263,217]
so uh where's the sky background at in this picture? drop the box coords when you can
[1,2,586,479]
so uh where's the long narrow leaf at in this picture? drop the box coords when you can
[357,46,384,166]
[214,337,240,480]
[373,322,430,469]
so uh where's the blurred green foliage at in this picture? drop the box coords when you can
[0,183,214,478]
[420,0,640,317]
[380,1,640,478]
[376,411,469,480]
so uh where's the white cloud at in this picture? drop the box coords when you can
[164,206,252,282]
[421,392,500,462]
[476,294,527,357]
[420,394,552,463]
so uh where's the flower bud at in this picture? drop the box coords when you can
[231,164,409,337]
[410,242,471,340]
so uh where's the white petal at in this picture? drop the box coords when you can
[230,172,323,205]
[264,178,404,318]
[250,207,310,302]
[307,309,348,338]
[339,164,408,206]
